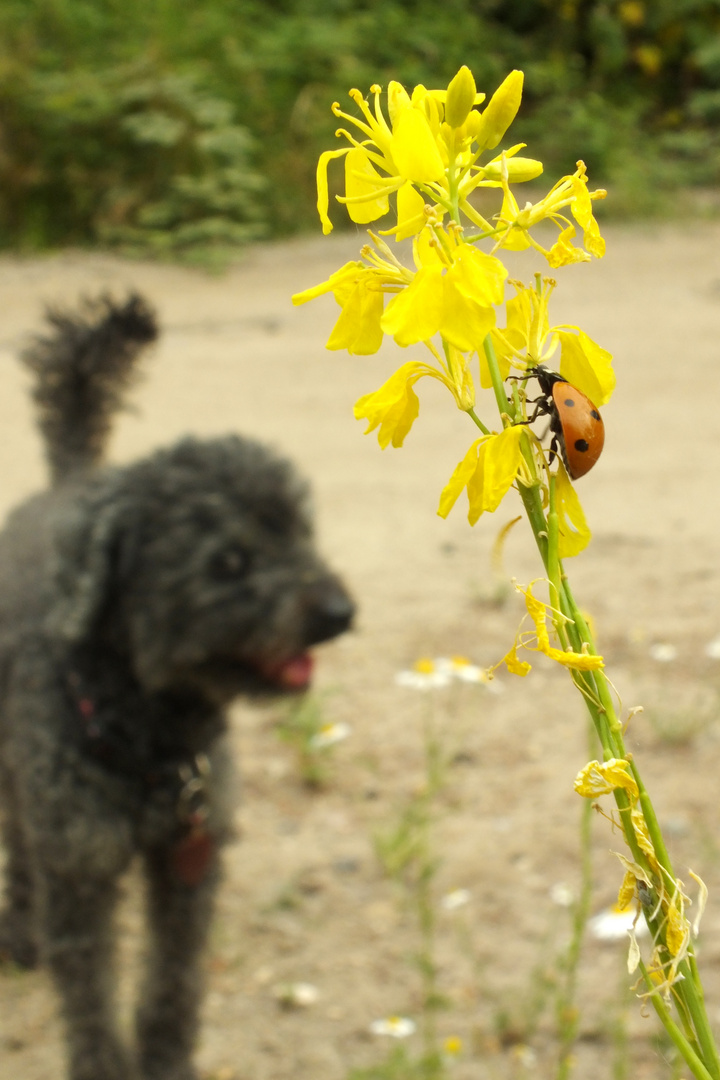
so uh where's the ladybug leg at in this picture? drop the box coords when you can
[524,396,550,426]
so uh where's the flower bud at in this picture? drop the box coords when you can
[444,66,477,129]
[476,70,524,151]
[483,156,543,183]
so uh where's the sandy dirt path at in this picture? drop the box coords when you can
[2,224,720,1079]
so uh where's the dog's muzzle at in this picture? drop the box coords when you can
[302,579,355,647]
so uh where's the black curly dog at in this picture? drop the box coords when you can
[0,295,354,1080]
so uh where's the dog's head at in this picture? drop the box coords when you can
[50,436,354,700]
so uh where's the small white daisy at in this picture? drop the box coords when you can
[441,888,471,911]
[370,1016,417,1038]
[589,904,649,942]
[274,981,319,1007]
[308,721,351,749]
[395,659,453,690]
[549,882,575,908]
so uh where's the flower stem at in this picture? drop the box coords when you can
[473,339,720,1078]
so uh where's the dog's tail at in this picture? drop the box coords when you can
[20,293,158,485]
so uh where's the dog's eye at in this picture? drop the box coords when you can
[209,547,247,579]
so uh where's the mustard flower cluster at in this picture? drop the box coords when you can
[293,66,615,556]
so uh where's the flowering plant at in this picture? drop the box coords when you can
[294,66,719,1078]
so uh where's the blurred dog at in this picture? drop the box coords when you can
[0,295,354,1080]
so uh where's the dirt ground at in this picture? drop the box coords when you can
[3,223,720,1079]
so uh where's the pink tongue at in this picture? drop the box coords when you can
[275,654,314,689]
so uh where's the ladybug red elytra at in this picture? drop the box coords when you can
[525,365,605,480]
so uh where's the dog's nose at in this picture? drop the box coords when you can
[304,585,355,646]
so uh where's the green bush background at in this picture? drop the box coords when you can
[2,0,720,260]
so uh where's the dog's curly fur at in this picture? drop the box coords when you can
[0,295,354,1080]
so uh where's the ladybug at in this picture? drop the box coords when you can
[525,365,604,479]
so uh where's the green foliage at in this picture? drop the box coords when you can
[2,0,720,257]
[274,692,344,788]
[348,1046,446,1080]
[0,58,265,263]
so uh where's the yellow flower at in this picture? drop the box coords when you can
[354,350,475,449]
[381,230,506,351]
[491,279,615,405]
[437,425,526,525]
[316,69,542,237]
[574,758,639,801]
[291,241,410,356]
[294,229,506,358]
[495,161,606,266]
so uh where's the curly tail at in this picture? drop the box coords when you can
[20,293,159,485]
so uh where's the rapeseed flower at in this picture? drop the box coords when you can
[316,69,543,239]
[495,161,607,267]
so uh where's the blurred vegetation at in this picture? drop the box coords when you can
[2,0,720,261]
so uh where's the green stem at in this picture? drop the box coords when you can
[638,959,715,1080]
[466,406,490,435]
[555,790,593,1078]
[482,334,514,421]
[469,342,720,1078]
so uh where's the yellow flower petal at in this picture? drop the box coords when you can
[437,438,485,519]
[558,330,615,405]
[392,106,446,183]
[471,425,525,518]
[438,427,524,525]
[555,462,592,558]
[343,146,391,225]
[395,181,428,241]
[446,244,507,307]
[502,642,532,676]
[666,896,689,958]
[618,870,638,911]
[316,148,351,234]
[574,758,639,801]
[547,225,590,268]
[630,806,658,868]
[291,261,365,306]
[440,286,496,354]
[381,265,444,345]
[354,362,426,448]
[571,170,606,258]
[326,278,385,354]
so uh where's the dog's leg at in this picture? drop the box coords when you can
[0,765,40,968]
[39,869,133,1080]
[136,847,221,1080]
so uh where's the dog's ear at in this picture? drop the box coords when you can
[48,490,139,643]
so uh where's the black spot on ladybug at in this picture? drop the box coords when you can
[563,397,575,407]
[574,439,589,453]
[590,409,600,420]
